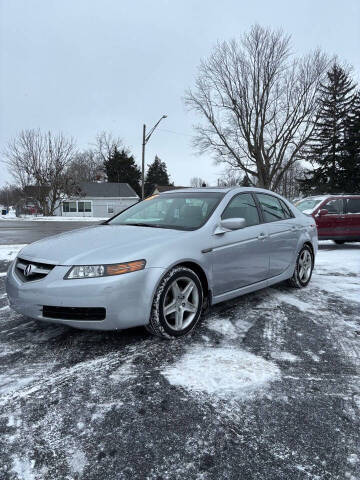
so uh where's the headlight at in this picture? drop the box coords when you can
[64,260,146,279]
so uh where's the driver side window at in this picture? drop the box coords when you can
[222,193,260,227]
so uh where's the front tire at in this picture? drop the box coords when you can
[288,245,314,288]
[146,267,203,339]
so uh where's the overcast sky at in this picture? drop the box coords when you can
[1,0,359,188]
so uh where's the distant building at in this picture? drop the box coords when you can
[54,182,139,218]
[148,185,187,197]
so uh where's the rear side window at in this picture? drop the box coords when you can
[256,193,287,222]
[323,198,343,214]
[345,198,360,214]
[222,193,260,227]
[279,199,294,219]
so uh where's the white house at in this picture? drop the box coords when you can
[54,182,139,218]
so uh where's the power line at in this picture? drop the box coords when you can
[157,128,193,138]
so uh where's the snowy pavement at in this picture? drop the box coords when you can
[0,242,359,479]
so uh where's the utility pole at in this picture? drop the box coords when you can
[141,124,146,200]
[141,115,167,200]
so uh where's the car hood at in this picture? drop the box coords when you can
[18,225,187,265]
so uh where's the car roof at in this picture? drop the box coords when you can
[160,186,284,195]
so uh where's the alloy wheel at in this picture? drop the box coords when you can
[162,276,199,331]
[298,249,312,283]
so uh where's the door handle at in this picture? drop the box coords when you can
[258,233,267,240]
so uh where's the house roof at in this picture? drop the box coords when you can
[79,182,138,198]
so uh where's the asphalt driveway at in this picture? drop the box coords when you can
[0,221,359,479]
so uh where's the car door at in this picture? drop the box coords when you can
[316,198,346,239]
[211,192,269,296]
[255,193,299,277]
[344,197,360,239]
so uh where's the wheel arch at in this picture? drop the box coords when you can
[175,261,210,303]
[151,260,211,308]
[303,241,315,260]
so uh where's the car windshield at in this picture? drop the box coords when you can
[107,192,225,230]
[295,198,323,213]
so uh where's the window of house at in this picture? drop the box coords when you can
[78,201,92,212]
[63,201,91,213]
[69,202,77,212]
[62,201,76,213]
[256,193,287,222]
[222,193,260,227]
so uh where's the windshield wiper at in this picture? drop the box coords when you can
[122,223,164,228]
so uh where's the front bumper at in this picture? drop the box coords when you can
[5,260,165,330]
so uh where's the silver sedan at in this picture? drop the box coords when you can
[6,187,317,338]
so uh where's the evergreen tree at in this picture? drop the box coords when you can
[241,175,251,187]
[341,92,360,193]
[301,63,355,193]
[145,155,171,196]
[104,147,141,195]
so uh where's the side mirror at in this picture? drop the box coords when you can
[318,209,328,216]
[214,217,246,235]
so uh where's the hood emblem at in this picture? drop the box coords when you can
[24,264,34,277]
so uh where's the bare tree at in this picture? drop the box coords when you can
[67,149,104,184]
[0,184,24,209]
[185,25,329,190]
[217,168,243,187]
[275,161,306,199]
[4,129,77,215]
[94,131,123,163]
[190,176,208,187]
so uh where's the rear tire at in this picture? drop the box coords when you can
[146,267,203,339]
[288,245,314,288]
[334,240,345,245]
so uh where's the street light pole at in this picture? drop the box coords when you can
[141,115,167,200]
[141,124,146,201]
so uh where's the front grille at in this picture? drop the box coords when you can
[42,306,106,321]
[16,258,55,282]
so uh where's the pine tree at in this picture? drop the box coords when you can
[341,92,360,193]
[301,63,355,193]
[104,147,141,195]
[145,155,171,196]
[240,175,251,187]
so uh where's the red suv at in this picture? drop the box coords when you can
[296,195,360,244]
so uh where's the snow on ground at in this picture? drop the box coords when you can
[316,242,360,277]
[312,242,360,304]
[0,239,360,479]
[207,316,239,339]
[0,215,106,221]
[270,351,301,363]
[162,345,280,398]
[0,245,26,261]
